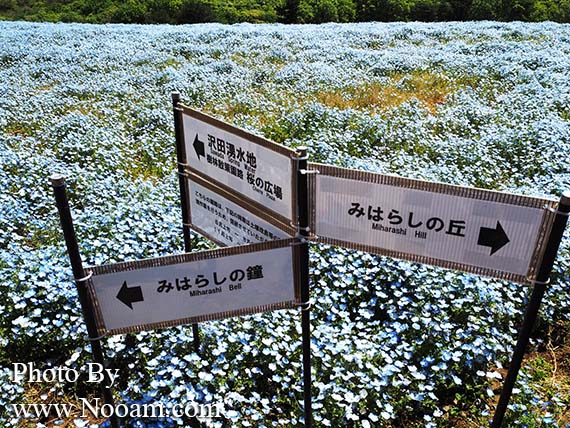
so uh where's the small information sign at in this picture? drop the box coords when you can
[187,172,294,246]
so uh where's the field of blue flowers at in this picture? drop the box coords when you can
[1,20,570,428]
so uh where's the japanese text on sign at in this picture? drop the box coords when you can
[156,263,264,295]
[348,203,466,239]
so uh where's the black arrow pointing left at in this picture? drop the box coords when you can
[117,281,144,310]
[193,134,205,160]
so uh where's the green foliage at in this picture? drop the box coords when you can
[355,0,414,22]
[178,0,215,23]
[112,0,148,23]
[0,0,569,24]
[146,0,181,23]
[0,0,15,11]
[530,0,570,21]
[211,0,285,23]
[468,0,500,19]
[298,0,356,22]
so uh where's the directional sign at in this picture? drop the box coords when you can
[309,164,557,284]
[187,171,294,246]
[89,239,300,335]
[180,106,297,224]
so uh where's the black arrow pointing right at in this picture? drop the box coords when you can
[477,221,510,256]
[117,281,144,310]
[193,134,205,161]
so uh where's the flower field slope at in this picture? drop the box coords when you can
[1,20,569,428]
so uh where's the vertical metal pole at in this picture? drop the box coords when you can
[491,191,570,428]
[172,91,200,354]
[296,147,312,428]
[50,175,120,428]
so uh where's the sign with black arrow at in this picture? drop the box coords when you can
[180,106,298,226]
[309,163,558,284]
[88,239,300,336]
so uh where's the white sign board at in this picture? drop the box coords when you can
[188,174,293,246]
[181,107,296,223]
[311,164,556,284]
[89,240,300,335]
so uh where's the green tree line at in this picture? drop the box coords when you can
[0,0,569,24]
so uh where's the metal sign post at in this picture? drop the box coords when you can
[172,92,200,353]
[50,175,120,428]
[296,147,312,428]
[491,191,570,427]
